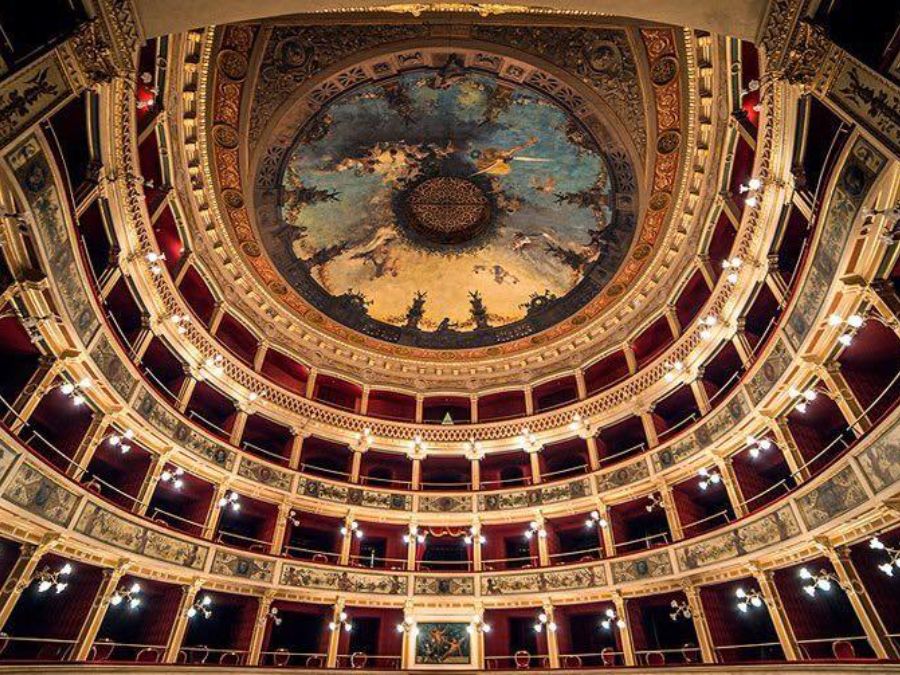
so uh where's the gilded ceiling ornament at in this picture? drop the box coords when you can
[371,2,536,16]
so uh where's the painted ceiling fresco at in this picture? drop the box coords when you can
[267,65,637,348]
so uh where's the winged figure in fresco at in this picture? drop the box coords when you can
[470,136,551,177]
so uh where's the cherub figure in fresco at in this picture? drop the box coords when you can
[431,53,467,90]
[470,136,549,177]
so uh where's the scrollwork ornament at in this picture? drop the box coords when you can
[780,21,833,90]
[69,19,120,86]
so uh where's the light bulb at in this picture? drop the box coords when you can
[745,195,758,207]
[173,478,183,489]
[111,593,123,606]
[737,602,748,613]
[803,585,816,597]
[751,596,762,607]
[799,567,812,580]
[870,537,885,550]
[828,314,843,326]
[838,334,853,346]
[202,595,212,606]
[131,582,141,593]
[130,597,141,609]
[38,580,51,593]
[879,563,894,576]
[735,588,746,599]
[847,314,864,328]
[60,564,72,575]
[616,620,626,629]
[601,619,611,629]
[187,607,197,618]
[60,382,75,395]
[482,623,491,633]
[747,178,762,191]
[344,623,352,633]
[55,582,67,593]
[817,578,831,591]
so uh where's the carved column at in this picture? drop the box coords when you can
[252,341,268,372]
[228,408,248,446]
[821,543,899,659]
[163,582,202,663]
[470,458,480,491]
[659,484,684,541]
[611,592,636,666]
[818,362,871,434]
[339,513,355,565]
[732,320,754,366]
[406,523,418,571]
[665,304,682,337]
[534,513,550,567]
[469,395,478,423]
[5,357,59,432]
[411,459,421,490]
[623,344,637,375]
[574,369,587,399]
[683,582,716,664]
[765,255,789,305]
[67,413,110,480]
[596,502,615,558]
[70,561,130,661]
[203,484,229,540]
[208,302,226,335]
[349,447,364,483]
[175,369,197,413]
[696,254,716,290]
[0,534,58,631]
[866,281,900,341]
[133,450,168,515]
[769,416,809,482]
[471,522,484,572]
[326,599,346,668]
[585,435,600,471]
[270,501,291,556]
[524,385,534,415]
[304,369,317,399]
[247,591,275,666]
[640,407,660,448]
[359,385,370,415]
[542,601,560,669]
[288,430,305,470]
[414,394,423,423]
[749,564,801,660]
[714,455,747,518]
[527,448,542,484]
[691,372,712,415]
[130,314,155,361]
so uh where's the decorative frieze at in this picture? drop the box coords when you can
[796,464,869,530]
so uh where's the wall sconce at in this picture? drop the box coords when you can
[33,563,72,594]
[586,510,608,529]
[738,177,763,207]
[645,493,666,512]
[170,313,189,335]
[288,510,301,527]
[202,354,225,378]
[110,582,142,609]
[735,587,764,613]
[799,567,842,596]
[396,617,418,635]
[464,527,485,545]
[524,521,547,540]
[467,614,492,634]
[145,251,166,276]
[107,428,135,454]
[407,434,427,460]
[160,466,184,489]
[403,525,425,545]
[669,600,693,621]
[827,313,865,347]
[341,520,363,539]
[267,607,282,626]
[533,612,557,633]
[698,467,722,490]
[60,377,92,406]
[663,360,684,383]
[787,386,820,413]
[218,490,241,512]
[329,611,352,632]
[745,435,772,459]
[187,594,213,619]
[722,257,743,284]
[600,607,626,630]
[464,437,484,460]
[519,426,542,454]
[247,389,268,403]
[699,314,718,340]
[869,537,900,576]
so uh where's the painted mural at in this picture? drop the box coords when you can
[268,65,636,348]
[415,622,472,665]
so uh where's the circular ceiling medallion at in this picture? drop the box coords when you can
[259,67,638,349]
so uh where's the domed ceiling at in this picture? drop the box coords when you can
[264,67,635,348]
[197,21,696,372]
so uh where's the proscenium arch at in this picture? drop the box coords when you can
[131,0,769,40]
